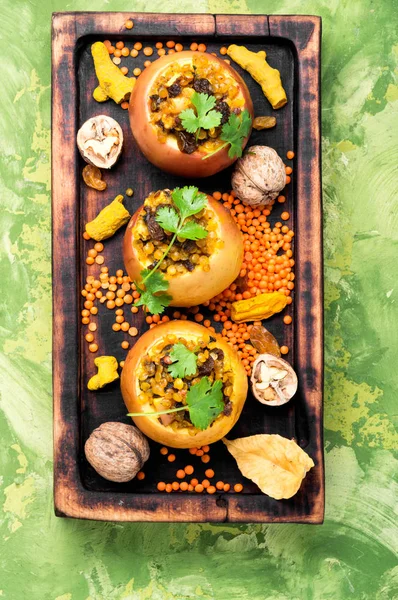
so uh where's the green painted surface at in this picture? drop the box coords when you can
[0,0,397,598]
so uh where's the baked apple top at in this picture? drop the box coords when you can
[136,331,234,431]
[129,51,253,178]
[121,321,248,447]
[148,52,249,157]
[132,189,223,279]
[123,187,244,308]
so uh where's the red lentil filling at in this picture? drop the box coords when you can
[148,54,246,155]
[137,334,234,430]
[132,189,223,277]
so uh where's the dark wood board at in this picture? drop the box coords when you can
[52,12,323,522]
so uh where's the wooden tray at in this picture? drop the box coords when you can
[52,12,324,522]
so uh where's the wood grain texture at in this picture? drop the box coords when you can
[269,14,324,524]
[52,12,323,522]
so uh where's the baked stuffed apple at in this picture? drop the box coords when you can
[121,321,248,448]
[129,51,253,177]
[123,187,243,308]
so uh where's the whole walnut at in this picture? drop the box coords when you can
[84,422,150,482]
[232,146,286,206]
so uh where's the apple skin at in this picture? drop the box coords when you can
[123,194,244,307]
[129,51,254,178]
[120,321,248,448]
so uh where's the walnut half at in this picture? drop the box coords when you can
[77,115,123,169]
[84,422,150,482]
[251,354,298,406]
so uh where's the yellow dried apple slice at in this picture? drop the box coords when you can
[223,434,314,500]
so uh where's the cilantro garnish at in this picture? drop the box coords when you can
[135,270,172,315]
[185,377,224,430]
[167,343,198,378]
[179,92,222,140]
[133,187,208,315]
[127,376,224,431]
[202,109,252,161]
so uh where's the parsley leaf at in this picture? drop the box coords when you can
[155,206,179,233]
[127,376,225,430]
[139,270,169,294]
[168,343,198,378]
[186,377,224,430]
[221,110,252,158]
[172,186,207,220]
[180,92,222,137]
[135,290,172,315]
[177,108,198,134]
[178,220,208,241]
[135,270,172,315]
[201,109,252,161]
[133,186,209,315]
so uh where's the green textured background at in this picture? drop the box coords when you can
[1,0,397,598]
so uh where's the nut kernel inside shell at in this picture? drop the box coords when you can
[77,115,123,169]
[251,353,297,406]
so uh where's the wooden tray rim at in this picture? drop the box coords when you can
[52,11,324,523]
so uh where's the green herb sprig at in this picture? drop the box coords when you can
[167,343,198,379]
[127,376,224,430]
[179,92,222,141]
[134,186,208,315]
[202,110,252,161]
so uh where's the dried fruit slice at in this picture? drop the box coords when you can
[77,115,123,169]
[82,165,107,191]
[250,323,281,356]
